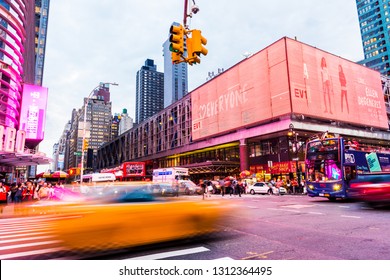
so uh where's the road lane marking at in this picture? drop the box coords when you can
[247,206,258,209]
[124,246,210,260]
[281,204,315,209]
[308,212,324,215]
[339,206,350,208]
[341,215,361,219]
[242,250,274,260]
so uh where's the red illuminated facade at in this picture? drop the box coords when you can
[192,38,387,141]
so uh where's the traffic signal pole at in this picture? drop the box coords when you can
[183,0,189,27]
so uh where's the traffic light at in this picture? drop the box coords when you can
[169,24,185,64]
[191,29,208,57]
[83,138,89,150]
[68,168,80,176]
[186,37,200,65]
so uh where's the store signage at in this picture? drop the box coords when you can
[0,126,26,153]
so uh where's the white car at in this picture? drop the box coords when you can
[248,182,273,195]
[272,186,287,195]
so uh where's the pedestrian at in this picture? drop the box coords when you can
[206,181,213,197]
[234,180,242,197]
[22,181,33,202]
[291,178,298,194]
[276,179,283,196]
[38,182,50,200]
[199,179,207,200]
[220,179,225,196]
[14,183,23,203]
[9,183,18,203]
[286,179,291,194]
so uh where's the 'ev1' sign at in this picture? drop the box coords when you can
[0,125,26,153]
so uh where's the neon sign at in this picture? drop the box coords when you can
[0,125,26,153]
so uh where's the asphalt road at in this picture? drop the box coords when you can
[99,194,390,260]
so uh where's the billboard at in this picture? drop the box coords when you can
[191,39,290,140]
[123,162,145,177]
[19,84,48,142]
[286,38,387,129]
[191,38,388,141]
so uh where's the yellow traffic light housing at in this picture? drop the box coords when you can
[186,37,201,65]
[83,138,89,151]
[171,51,182,64]
[169,24,185,64]
[191,29,208,57]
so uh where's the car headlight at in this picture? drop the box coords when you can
[333,184,342,191]
[308,184,314,190]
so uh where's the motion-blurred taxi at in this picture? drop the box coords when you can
[35,185,227,252]
[348,173,390,207]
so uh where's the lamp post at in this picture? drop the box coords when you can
[288,123,300,188]
[79,82,118,183]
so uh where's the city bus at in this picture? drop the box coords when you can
[305,133,390,201]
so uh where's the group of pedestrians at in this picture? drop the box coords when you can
[0,180,66,203]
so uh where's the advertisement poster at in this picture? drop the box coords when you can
[19,84,48,142]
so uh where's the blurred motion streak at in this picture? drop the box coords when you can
[1,184,232,255]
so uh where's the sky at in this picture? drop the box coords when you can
[39,0,364,170]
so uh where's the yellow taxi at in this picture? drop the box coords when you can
[25,183,228,252]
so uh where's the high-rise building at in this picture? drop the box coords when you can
[0,0,51,176]
[63,83,114,172]
[81,83,112,169]
[111,114,121,139]
[163,32,188,108]
[356,0,390,75]
[34,0,50,86]
[118,108,134,135]
[135,59,164,123]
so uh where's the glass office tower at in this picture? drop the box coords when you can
[356,0,390,75]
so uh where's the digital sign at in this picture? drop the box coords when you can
[19,84,48,142]
[286,39,387,129]
[192,39,290,140]
[191,37,388,141]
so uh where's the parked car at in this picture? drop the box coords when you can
[272,185,287,195]
[178,180,197,195]
[150,183,178,196]
[248,182,273,195]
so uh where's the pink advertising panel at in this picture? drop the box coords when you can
[286,38,388,129]
[191,39,291,140]
[19,84,48,142]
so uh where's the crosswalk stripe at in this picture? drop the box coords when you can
[0,235,56,244]
[0,240,61,251]
[0,230,54,239]
[0,227,53,235]
[125,246,210,260]
[0,247,66,260]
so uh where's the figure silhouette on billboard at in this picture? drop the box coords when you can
[320,57,333,114]
[338,64,349,113]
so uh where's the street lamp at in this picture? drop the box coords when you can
[288,123,300,187]
[79,82,118,183]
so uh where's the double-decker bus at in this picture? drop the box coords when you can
[305,133,390,201]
